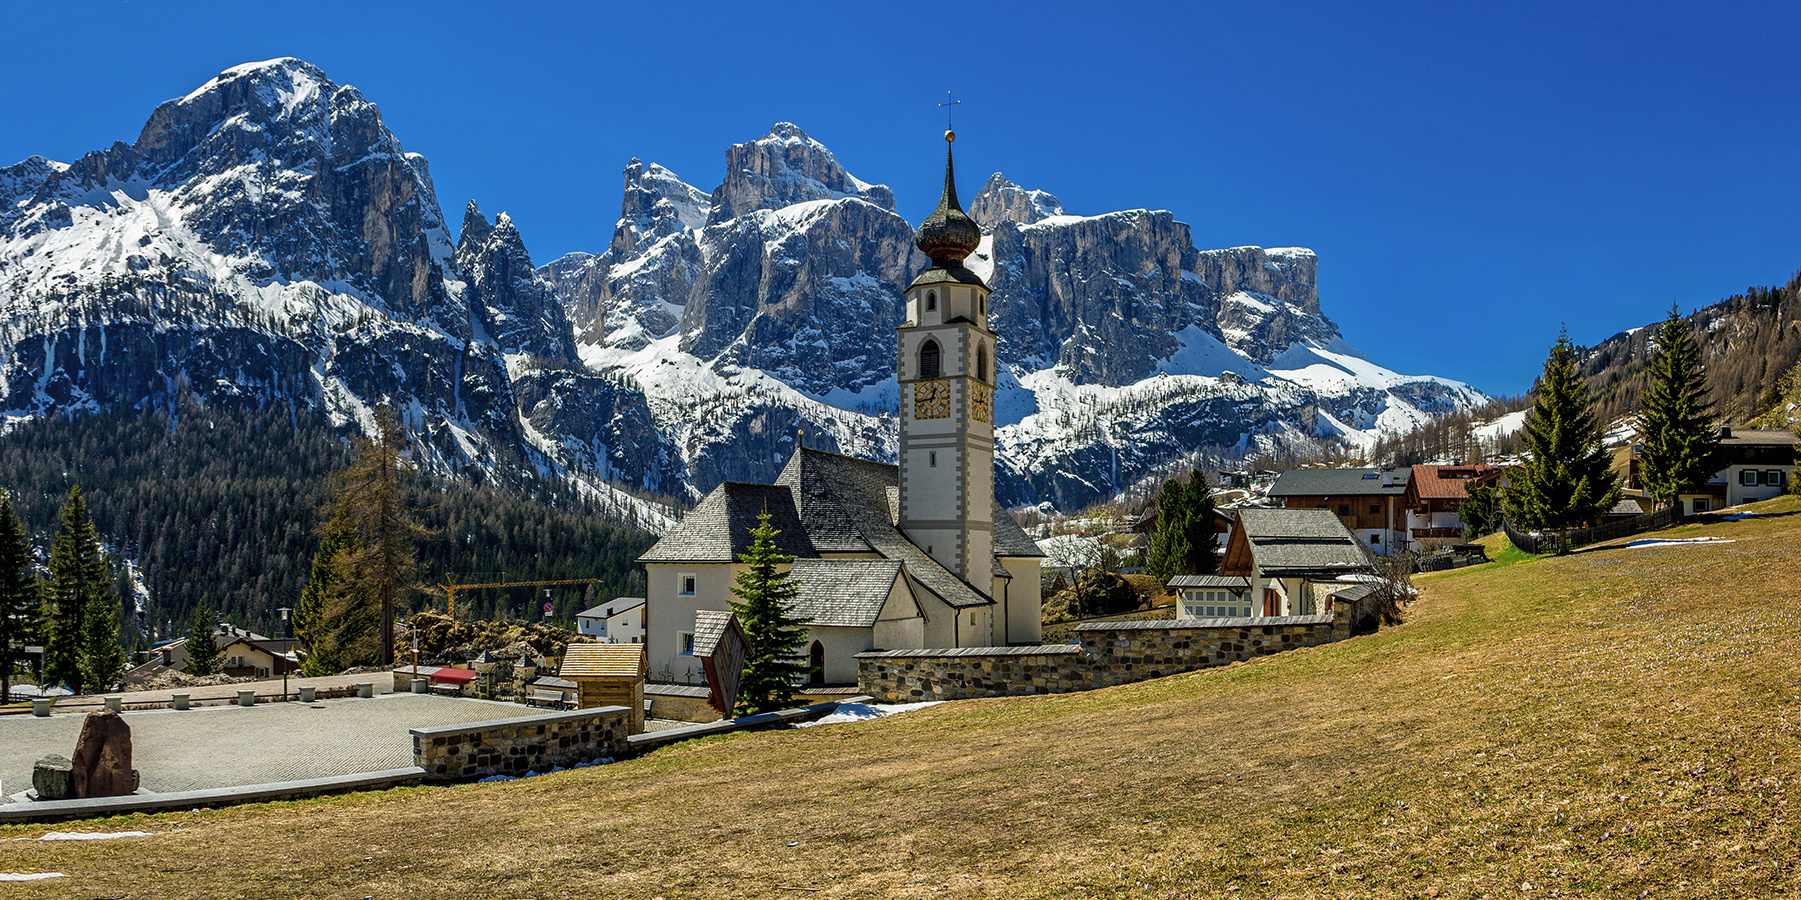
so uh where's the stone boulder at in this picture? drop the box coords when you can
[31,755,73,801]
[71,709,136,798]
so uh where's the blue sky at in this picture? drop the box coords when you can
[3,1,1797,396]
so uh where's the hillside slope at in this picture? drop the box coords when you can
[1580,271,1801,425]
[8,498,1796,897]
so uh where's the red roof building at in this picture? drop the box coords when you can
[1402,464,1501,549]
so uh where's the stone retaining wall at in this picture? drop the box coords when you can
[857,614,1346,702]
[646,684,721,723]
[410,707,630,782]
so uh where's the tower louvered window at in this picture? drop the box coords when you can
[920,339,941,379]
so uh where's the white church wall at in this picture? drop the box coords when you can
[645,561,743,684]
[1001,556,1043,645]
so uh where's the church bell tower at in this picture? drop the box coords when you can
[897,129,996,595]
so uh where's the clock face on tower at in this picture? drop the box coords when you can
[971,382,993,424]
[913,380,950,419]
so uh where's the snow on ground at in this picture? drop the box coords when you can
[1724,512,1761,521]
[794,701,941,727]
[1621,536,1736,549]
[0,873,66,881]
[1472,410,1528,443]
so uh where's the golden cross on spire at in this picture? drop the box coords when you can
[938,90,962,131]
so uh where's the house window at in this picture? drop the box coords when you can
[1338,504,1350,516]
[1370,533,1381,545]
[1767,470,1786,486]
[678,632,695,656]
[920,339,941,379]
[679,574,697,596]
[925,291,937,311]
[1741,469,1759,485]
[1693,498,1710,513]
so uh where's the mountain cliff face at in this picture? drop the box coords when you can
[0,58,670,522]
[1,60,1484,520]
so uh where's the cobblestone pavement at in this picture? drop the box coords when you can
[0,694,555,799]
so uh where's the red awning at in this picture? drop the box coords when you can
[429,668,477,685]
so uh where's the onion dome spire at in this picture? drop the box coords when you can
[914,130,981,268]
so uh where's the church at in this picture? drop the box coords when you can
[638,131,1044,685]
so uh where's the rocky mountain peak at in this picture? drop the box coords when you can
[970,173,1065,230]
[134,58,339,164]
[705,122,895,225]
[609,158,711,259]
[461,199,494,246]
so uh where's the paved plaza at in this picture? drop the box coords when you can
[1,691,555,800]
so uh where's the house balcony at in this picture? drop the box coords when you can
[1410,527,1462,540]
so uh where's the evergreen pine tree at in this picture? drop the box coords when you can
[1503,330,1623,552]
[295,513,357,677]
[45,485,112,693]
[79,579,125,692]
[1636,303,1722,510]
[1459,483,1499,540]
[0,493,40,702]
[326,404,428,667]
[728,512,811,715]
[185,604,223,676]
[1145,470,1219,583]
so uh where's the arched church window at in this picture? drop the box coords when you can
[979,296,985,316]
[919,339,941,379]
[975,342,988,382]
[925,291,937,311]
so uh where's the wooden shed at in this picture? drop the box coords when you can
[559,643,648,734]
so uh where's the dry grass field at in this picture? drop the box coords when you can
[4,496,1798,898]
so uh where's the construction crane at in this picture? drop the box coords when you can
[440,576,601,621]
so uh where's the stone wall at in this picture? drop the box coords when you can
[857,614,1346,702]
[410,707,630,783]
[646,684,721,723]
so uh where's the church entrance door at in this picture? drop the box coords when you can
[809,641,825,686]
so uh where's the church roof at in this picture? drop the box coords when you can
[789,558,905,627]
[637,481,818,563]
[775,449,992,610]
[640,448,1037,612]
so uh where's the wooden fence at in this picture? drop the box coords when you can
[1503,504,1680,555]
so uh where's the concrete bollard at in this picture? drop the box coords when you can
[237,689,257,707]
[31,698,53,716]
[411,678,429,694]
[357,682,374,699]
[172,693,190,710]
[104,696,123,712]
[299,686,316,703]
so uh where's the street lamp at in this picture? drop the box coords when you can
[276,607,292,702]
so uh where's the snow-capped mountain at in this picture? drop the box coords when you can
[0,59,1484,517]
[0,58,674,525]
[546,129,1486,507]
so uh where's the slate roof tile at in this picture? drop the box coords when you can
[1236,507,1371,575]
[1270,467,1411,497]
[789,558,905,628]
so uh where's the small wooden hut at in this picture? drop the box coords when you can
[559,643,648,734]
